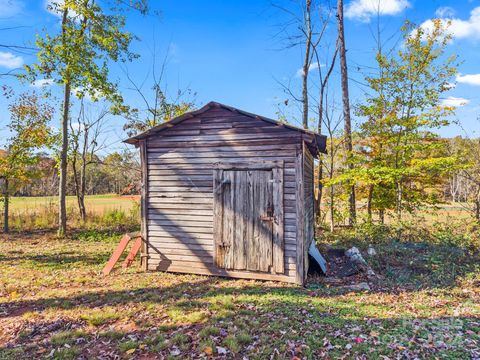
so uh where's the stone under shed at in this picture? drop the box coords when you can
[125,101,327,284]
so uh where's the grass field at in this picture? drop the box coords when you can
[4,195,140,231]
[0,228,479,359]
[9,194,139,214]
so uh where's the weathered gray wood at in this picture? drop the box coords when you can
[213,169,224,267]
[140,140,149,271]
[222,170,235,269]
[213,160,284,170]
[148,144,298,154]
[138,105,312,283]
[303,142,315,277]
[260,170,274,272]
[148,157,294,166]
[295,148,305,285]
[232,171,247,270]
[148,261,296,283]
[272,166,284,274]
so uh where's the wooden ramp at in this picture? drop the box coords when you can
[102,232,142,275]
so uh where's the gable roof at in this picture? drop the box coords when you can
[125,101,327,155]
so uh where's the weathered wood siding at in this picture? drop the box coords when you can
[303,142,315,276]
[144,107,302,283]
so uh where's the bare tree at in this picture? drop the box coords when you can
[321,92,343,231]
[122,43,196,137]
[336,0,356,225]
[273,0,321,130]
[312,38,337,215]
[301,0,313,129]
[69,100,109,221]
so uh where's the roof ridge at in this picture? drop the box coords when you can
[124,101,326,154]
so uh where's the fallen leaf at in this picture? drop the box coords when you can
[203,346,213,355]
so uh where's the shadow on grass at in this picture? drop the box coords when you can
[0,252,110,268]
[1,277,479,359]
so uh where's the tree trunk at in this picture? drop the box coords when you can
[79,158,87,221]
[3,178,9,234]
[337,0,356,226]
[302,0,312,129]
[329,185,335,232]
[329,148,335,232]
[396,180,402,222]
[367,184,374,222]
[379,209,385,224]
[315,74,325,219]
[475,190,480,223]
[58,6,70,237]
[58,81,71,237]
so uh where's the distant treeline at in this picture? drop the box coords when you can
[15,151,140,197]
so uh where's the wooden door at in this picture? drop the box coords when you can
[213,162,284,274]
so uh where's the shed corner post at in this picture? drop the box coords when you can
[295,144,305,285]
[139,139,149,271]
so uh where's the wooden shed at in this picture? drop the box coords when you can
[125,102,326,284]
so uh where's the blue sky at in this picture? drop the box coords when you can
[0,0,479,153]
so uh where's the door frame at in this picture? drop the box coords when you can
[212,160,285,274]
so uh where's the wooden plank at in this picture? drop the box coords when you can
[259,170,273,272]
[223,170,235,269]
[148,207,212,215]
[148,132,301,143]
[147,138,300,149]
[102,233,139,275]
[229,170,247,270]
[140,140,149,271]
[149,233,212,242]
[122,237,143,268]
[303,141,315,277]
[295,148,305,285]
[272,166,285,274]
[148,219,213,227]
[150,259,297,273]
[148,150,296,160]
[147,144,298,154]
[147,224,212,234]
[147,157,294,166]
[213,169,224,267]
[148,213,213,222]
[213,160,284,170]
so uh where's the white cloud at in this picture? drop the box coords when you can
[31,79,55,88]
[456,73,480,86]
[0,52,23,69]
[0,0,24,18]
[435,6,455,18]
[345,0,410,22]
[419,7,480,41]
[296,62,324,77]
[441,96,469,107]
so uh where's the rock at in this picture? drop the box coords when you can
[170,347,181,356]
[344,282,370,291]
[217,346,227,355]
[345,247,367,265]
[367,246,377,256]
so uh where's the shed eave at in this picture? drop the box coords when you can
[123,101,327,154]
